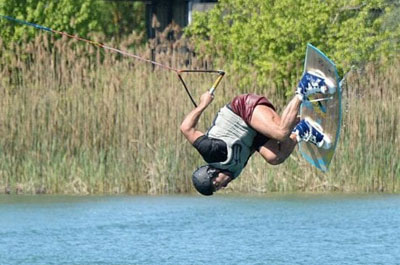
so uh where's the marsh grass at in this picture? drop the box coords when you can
[0,31,398,194]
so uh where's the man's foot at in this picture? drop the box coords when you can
[293,117,332,149]
[296,70,336,101]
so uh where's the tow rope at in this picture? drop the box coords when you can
[0,15,225,107]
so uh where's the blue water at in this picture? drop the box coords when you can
[0,194,399,265]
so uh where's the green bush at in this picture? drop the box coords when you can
[186,0,400,94]
[0,0,145,43]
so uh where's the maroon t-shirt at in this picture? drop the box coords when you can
[230,93,276,125]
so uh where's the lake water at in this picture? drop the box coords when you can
[0,194,399,265]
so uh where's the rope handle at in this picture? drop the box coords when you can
[177,70,225,107]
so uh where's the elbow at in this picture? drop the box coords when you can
[180,123,188,134]
[269,158,285,165]
[268,156,286,166]
[180,123,191,136]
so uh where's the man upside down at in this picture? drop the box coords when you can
[180,71,335,195]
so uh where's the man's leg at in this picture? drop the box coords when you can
[258,134,298,165]
[250,96,302,142]
[250,68,338,142]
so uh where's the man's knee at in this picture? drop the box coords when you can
[274,129,291,142]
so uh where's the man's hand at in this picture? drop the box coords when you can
[199,91,214,109]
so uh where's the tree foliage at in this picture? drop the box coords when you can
[186,0,400,93]
[0,0,145,43]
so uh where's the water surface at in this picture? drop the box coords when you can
[1,194,399,265]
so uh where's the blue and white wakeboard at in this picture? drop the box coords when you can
[299,44,342,172]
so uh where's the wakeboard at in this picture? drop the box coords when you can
[299,44,342,172]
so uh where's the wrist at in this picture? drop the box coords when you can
[197,102,209,110]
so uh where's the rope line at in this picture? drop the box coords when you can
[0,15,225,106]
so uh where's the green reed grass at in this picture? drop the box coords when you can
[0,32,398,194]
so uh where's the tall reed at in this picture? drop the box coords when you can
[0,31,398,194]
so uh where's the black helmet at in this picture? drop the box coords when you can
[192,165,220,196]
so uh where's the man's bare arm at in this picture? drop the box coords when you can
[180,92,214,144]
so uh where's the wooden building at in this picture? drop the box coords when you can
[135,0,218,38]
